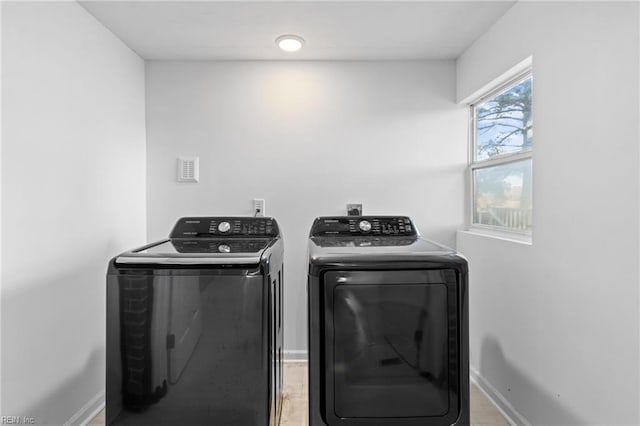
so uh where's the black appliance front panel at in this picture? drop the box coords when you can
[106,267,283,425]
[322,270,459,425]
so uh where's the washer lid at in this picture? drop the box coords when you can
[114,238,273,265]
[170,238,273,254]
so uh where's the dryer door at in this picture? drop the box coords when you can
[322,269,460,425]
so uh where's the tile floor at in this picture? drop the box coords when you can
[90,361,508,425]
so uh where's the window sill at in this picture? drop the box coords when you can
[458,228,532,246]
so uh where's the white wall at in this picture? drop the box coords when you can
[1,2,146,424]
[146,61,467,353]
[456,2,639,425]
[0,1,4,418]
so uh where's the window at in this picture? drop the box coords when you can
[470,72,532,233]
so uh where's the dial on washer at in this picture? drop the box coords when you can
[359,220,372,232]
[218,221,231,233]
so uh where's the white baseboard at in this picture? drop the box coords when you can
[66,391,104,426]
[470,366,529,426]
[284,350,308,360]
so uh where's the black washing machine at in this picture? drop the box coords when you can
[106,217,283,425]
[307,216,469,426]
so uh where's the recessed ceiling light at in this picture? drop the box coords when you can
[276,35,305,53]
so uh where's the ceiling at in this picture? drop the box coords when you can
[79,1,516,61]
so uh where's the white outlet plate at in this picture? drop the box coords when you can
[253,199,265,217]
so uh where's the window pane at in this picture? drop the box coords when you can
[475,77,532,161]
[474,159,532,231]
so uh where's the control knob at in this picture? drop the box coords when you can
[218,222,231,233]
[359,220,372,232]
[218,244,231,253]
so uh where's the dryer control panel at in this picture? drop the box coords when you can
[310,216,416,237]
[170,217,279,238]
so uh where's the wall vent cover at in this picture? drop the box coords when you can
[177,157,199,182]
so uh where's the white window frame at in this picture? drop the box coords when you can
[468,69,533,237]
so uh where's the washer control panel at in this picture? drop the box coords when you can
[310,216,416,237]
[358,220,372,232]
[170,217,278,238]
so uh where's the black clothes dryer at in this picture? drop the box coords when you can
[307,216,469,426]
[107,217,284,425]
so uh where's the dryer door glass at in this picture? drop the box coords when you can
[324,270,459,420]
